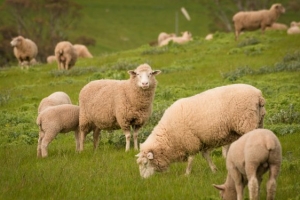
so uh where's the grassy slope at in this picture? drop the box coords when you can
[1,1,300,199]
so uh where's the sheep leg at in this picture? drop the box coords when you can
[93,128,101,150]
[74,129,80,152]
[124,130,131,152]
[202,150,218,173]
[246,163,260,200]
[222,145,230,158]
[266,164,280,200]
[185,156,194,175]
[65,58,70,70]
[133,128,140,151]
[41,132,56,157]
[37,131,44,158]
[230,169,244,200]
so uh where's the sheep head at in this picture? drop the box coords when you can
[10,36,24,47]
[128,63,161,90]
[213,184,237,200]
[271,3,285,14]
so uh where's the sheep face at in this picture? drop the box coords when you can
[213,184,237,200]
[128,64,161,90]
[272,3,285,14]
[10,36,23,47]
[136,152,156,178]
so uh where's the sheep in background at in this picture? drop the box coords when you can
[205,33,213,40]
[136,84,265,178]
[266,22,288,30]
[47,55,56,64]
[78,63,161,152]
[287,21,300,35]
[54,41,77,70]
[36,104,80,158]
[157,32,176,46]
[213,129,282,200]
[73,44,93,58]
[159,31,192,46]
[38,91,72,114]
[10,36,38,69]
[233,3,285,40]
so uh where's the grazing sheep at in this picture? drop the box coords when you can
[232,3,285,40]
[54,41,77,70]
[157,32,176,46]
[10,36,38,68]
[136,84,266,178]
[47,55,56,64]
[36,104,80,158]
[266,22,288,30]
[159,31,192,46]
[73,44,93,58]
[78,63,161,152]
[213,129,282,200]
[38,91,72,114]
[287,21,300,35]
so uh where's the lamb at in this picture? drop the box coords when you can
[78,63,161,152]
[287,21,300,35]
[10,36,38,69]
[38,91,72,114]
[46,55,56,64]
[213,129,282,200]
[159,31,192,46]
[36,104,80,158]
[157,32,176,46]
[136,84,266,178]
[73,44,93,58]
[54,41,77,70]
[232,3,285,40]
[266,22,288,30]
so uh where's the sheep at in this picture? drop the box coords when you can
[232,3,285,40]
[10,36,38,69]
[54,41,77,70]
[213,129,282,200]
[287,21,300,35]
[38,91,72,114]
[73,44,93,58]
[159,31,192,46]
[205,33,214,40]
[36,104,80,158]
[78,63,161,152]
[266,22,288,30]
[157,32,176,46]
[136,84,266,178]
[46,55,56,64]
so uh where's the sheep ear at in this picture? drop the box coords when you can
[213,184,225,191]
[147,152,154,160]
[135,153,140,158]
[151,70,161,76]
[128,70,136,76]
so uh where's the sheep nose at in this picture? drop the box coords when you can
[142,82,149,86]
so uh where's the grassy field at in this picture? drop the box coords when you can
[1,29,300,199]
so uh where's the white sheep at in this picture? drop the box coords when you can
[266,22,288,30]
[136,84,266,178]
[36,104,80,158]
[287,21,300,35]
[54,41,77,70]
[46,55,56,64]
[205,33,214,40]
[73,44,93,58]
[232,3,285,40]
[157,32,176,46]
[10,36,38,69]
[78,63,161,152]
[213,129,282,200]
[159,31,192,46]
[38,91,72,114]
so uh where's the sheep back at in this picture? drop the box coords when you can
[73,44,93,58]
[38,91,72,114]
[137,84,265,178]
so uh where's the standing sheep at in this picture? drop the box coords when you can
[213,129,282,200]
[36,104,80,158]
[10,36,38,69]
[54,41,77,70]
[78,63,161,152]
[136,84,266,178]
[232,3,285,40]
[157,32,176,46]
[159,31,192,46]
[38,91,72,114]
[73,44,93,58]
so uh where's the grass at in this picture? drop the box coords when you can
[0,18,300,199]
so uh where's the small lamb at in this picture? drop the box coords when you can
[38,91,72,114]
[79,63,161,152]
[213,129,282,200]
[159,31,192,46]
[232,3,285,40]
[10,36,38,69]
[36,104,80,158]
[73,44,93,58]
[157,32,176,46]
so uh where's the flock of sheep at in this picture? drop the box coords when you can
[13,3,299,199]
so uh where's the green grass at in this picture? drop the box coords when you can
[0,26,300,199]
